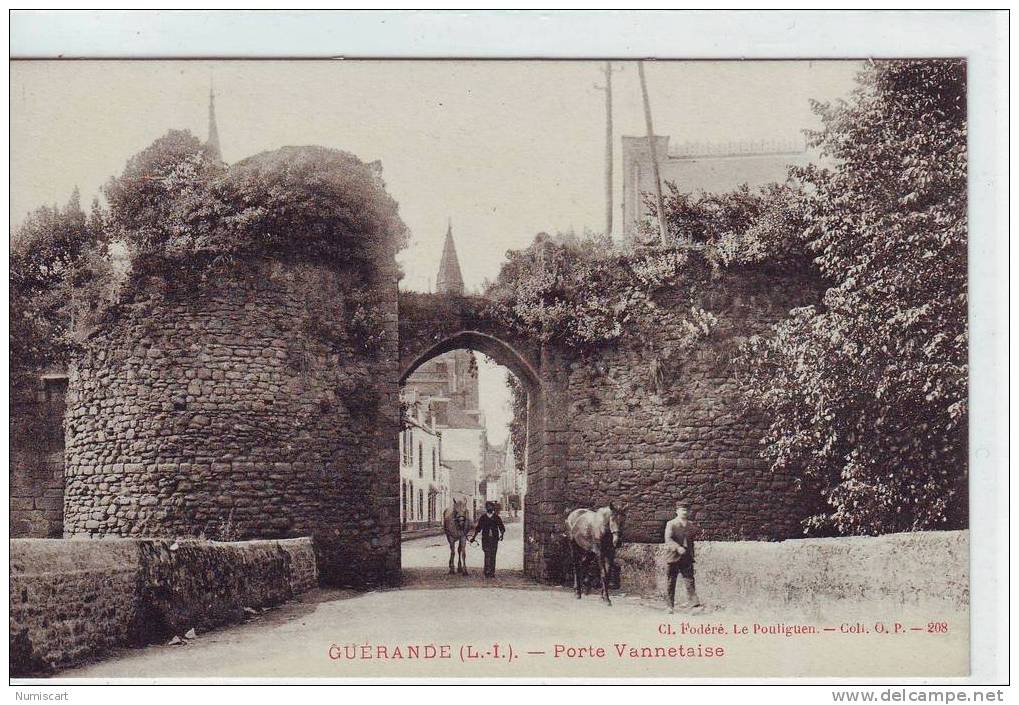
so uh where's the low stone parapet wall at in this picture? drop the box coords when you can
[10,537,318,675]
[614,530,968,611]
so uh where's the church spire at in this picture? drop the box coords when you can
[436,218,465,295]
[207,83,222,162]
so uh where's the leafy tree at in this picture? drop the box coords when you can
[741,59,968,534]
[12,130,411,379]
[10,190,101,372]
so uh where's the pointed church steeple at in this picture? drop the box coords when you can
[207,83,222,162]
[436,218,465,295]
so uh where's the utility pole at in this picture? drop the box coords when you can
[637,61,670,245]
[594,62,622,238]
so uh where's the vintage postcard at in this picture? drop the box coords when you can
[7,11,1007,687]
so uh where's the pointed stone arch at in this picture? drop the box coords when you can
[399,330,539,392]
[398,292,567,581]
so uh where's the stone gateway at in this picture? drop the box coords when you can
[399,261,823,582]
[22,248,824,587]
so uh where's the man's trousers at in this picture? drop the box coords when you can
[482,538,499,577]
[666,560,700,608]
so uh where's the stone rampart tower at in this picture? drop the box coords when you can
[62,255,401,587]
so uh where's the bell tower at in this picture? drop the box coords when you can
[207,83,222,162]
[436,219,465,295]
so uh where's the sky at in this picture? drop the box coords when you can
[10,59,862,444]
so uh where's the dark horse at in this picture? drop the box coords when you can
[443,501,470,575]
[566,504,625,605]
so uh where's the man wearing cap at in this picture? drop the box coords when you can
[469,501,506,578]
[663,503,702,613]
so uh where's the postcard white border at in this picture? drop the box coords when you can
[5,9,1009,689]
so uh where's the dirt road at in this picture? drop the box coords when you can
[57,521,967,679]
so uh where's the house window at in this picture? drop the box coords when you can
[432,448,436,480]
[418,442,423,478]
[418,489,424,519]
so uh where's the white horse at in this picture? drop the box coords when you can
[443,501,470,575]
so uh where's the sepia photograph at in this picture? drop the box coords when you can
[6,10,1008,690]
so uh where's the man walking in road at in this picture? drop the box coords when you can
[663,502,702,613]
[470,501,506,578]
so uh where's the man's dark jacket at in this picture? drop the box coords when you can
[472,513,506,550]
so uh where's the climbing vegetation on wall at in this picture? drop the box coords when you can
[505,371,528,477]
[485,232,721,352]
[16,131,408,355]
[485,171,810,353]
[638,182,810,271]
[103,133,407,271]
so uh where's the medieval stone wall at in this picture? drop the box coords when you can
[10,373,67,538]
[10,536,317,675]
[522,346,569,581]
[40,252,824,587]
[614,530,969,611]
[62,257,400,587]
[556,265,825,547]
[398,267,825,581]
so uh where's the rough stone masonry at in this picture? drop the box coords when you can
[397,260,825,582]
[32,247,822,587]
[11,372,67,538]
[62,257,401,587]
[558,264,825,545]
